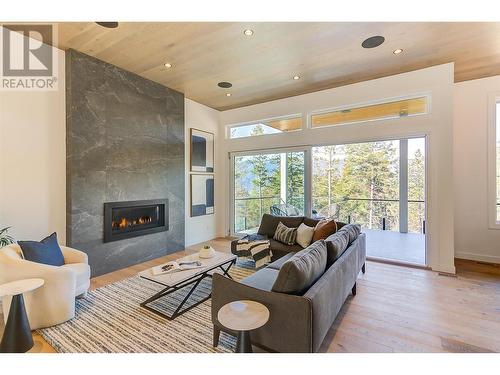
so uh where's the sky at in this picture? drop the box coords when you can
[231,123,281,138]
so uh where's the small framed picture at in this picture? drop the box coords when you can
[191,174,214,217]
[190,128,214,173]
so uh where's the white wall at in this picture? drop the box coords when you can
[454,76,500,263]
[184,98,224,246]
[220,64,456,273]
[0,49,66,244]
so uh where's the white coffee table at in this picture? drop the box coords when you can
[138,251,236,320]
[0,278,44,353]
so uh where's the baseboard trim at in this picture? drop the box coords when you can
[366,256,430,270]
[455,251,500,265]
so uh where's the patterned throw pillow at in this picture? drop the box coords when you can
[273,221,298,246]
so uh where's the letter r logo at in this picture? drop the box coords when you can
[2,24,53,76]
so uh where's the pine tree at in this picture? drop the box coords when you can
[287,152,305,213]
[234,155,252,232]
[242,124,281,228]
[312,146,341,217]
[335,141,399,229]
[408,148,425,233]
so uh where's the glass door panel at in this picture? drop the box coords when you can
[408,137,426,234]
[232,150,305,234]
[312,140,400,231]
[311,138,426,265]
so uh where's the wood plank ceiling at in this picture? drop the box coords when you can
[55,22,500,111]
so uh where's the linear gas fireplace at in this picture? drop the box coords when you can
[103,199,168,243]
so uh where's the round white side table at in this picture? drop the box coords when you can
[0,278,44,353]
[217,300,269,353]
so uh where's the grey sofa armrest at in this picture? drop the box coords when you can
[211,273,313,352]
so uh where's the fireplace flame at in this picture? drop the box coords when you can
[112,216,153,231]
[118,217,127,229]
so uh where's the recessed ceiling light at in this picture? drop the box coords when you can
[362,35,385,49]
[95,22,119,29]
[293,75,300,80]
[243,29,254,36]
[226,93,232,97]
[164,63,172,68]
[218,81,232,88]
[393,48,403,55]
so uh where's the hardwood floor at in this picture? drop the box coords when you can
[1,239,499,353]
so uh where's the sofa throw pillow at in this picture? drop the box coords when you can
[296,223,315,248]
[337,224,361,245]
[18,232,65,267]
[324,230,350,268]
[312,219,337,242]
[258,213,303,237]
[272,240,327,295]
[273,222,298,246]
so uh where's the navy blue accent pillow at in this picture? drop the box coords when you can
[18,232,65,266]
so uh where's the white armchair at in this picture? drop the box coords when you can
[0,244,90,329]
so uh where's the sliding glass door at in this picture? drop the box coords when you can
[407,137,426,234]
[311,137,426,264]
[229,138,426,265]
[312,140,400,230]
[231,149,305,234]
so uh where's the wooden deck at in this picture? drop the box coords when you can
[364,228,426,265]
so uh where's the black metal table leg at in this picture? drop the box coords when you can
[0,294,33,353]
[140,258,236,320]
[140,276,211,321]
[219,259,235,279]
[235,331,253,353]
[170,277,204,319]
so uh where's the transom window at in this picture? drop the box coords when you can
[311,96,428,128]
[228,114,302,139]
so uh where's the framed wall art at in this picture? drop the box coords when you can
[190,174,214,217]
[190,128,214,173]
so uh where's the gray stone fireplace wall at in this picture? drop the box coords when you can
[66,49,185,277]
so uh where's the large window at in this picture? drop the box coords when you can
[407,138,426,233]
[232,150,305,234]
[311,96,427,128]
[311,138,426,264]
[228,115,302,139]
[312,141,401,231]
[230,138,426,264]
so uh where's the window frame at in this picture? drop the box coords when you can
[487,93,500,229]
[308,93,431,130]
[226,113,304,140]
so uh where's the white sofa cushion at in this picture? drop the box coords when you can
[296,223,315,248]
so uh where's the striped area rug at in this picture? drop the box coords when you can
[37,262,255,353]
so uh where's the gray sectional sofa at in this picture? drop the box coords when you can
[231,213,335,260]
[213,219,366,353]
